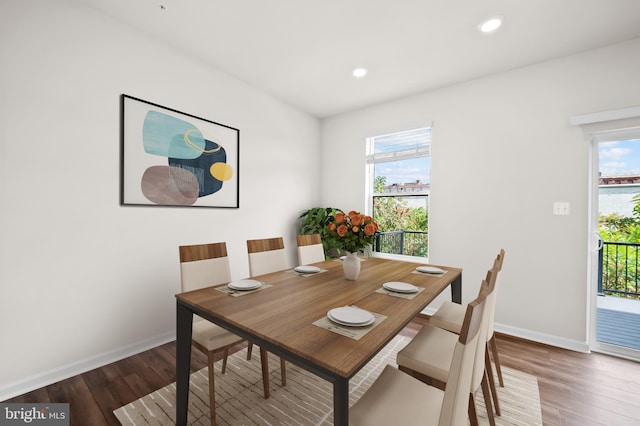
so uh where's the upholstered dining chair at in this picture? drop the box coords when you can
[350,287,488,426]
[396,263,499,426]
[246,237,288,385]
[179,242,272,426]
[428,249,506,414]
[296,233,325,265]
[246,237,288,276]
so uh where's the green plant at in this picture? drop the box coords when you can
[297,207,345,257]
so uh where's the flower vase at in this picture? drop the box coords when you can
[343,252,361,280]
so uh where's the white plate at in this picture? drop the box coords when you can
[228,279,262,291]
[383,281,419,293]
[295,265,321,274]
[416,266,445,274]
[327,307,375,326]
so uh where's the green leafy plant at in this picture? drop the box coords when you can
[297,207,345,258]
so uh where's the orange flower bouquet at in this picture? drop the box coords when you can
[326,210,379,254]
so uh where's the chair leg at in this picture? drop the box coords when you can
[247,342,253,360]
[259,347,270,399]
[207,352,217,426]
[221,347,229,374]
[485,346,501,416]
[468,393,479,426]
[488,334,504,387]
[480,373,496,426]
[280,357,287,386]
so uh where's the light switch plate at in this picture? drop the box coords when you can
[553,202,570,215]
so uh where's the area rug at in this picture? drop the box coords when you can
[114,336,542,425]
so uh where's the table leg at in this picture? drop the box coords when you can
[451,272,462,304]
[176,301,193,426]
[333,377,349,425]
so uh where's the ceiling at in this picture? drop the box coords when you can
[79,0,640,118]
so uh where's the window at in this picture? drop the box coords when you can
[366,127,431,257]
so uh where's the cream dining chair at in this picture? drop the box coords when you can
[296,233,325,265]
[179,242,272,426]
[246,237,288,276]
[428,249,506,414]
[246,237,288,385]
[396,260,500,426]
[350,287,488,426]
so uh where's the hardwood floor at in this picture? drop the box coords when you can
[5,320,640,425]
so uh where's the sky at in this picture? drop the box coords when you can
[599,139,640,176]
[374,138,640,184]
[375,157,431,186]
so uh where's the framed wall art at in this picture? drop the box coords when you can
[120,94,239,208]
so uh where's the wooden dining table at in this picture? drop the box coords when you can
[175,256,462,426]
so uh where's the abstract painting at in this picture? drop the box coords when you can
[121,95,239,208]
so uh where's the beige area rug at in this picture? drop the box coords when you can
[114,336,542,425]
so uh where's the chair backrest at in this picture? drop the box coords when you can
[439,288,487,426]
[179,242,232,292]
[486,248,505,340]
[469,266,498,391]
[296,234,325,265]
[247,237,288,276]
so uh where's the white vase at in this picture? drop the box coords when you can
[343,251,361,280]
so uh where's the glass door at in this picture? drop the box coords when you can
[589,136,640,360]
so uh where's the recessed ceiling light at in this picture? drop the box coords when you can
[353,68,368,79]
[479,17,502,33]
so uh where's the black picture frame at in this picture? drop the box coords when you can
[120,94,239,208]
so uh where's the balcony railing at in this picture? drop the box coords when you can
[599,241,640,299]
[374,230,428,258]
[373,235,640,299]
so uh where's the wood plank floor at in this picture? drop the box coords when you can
[5,319,640,425]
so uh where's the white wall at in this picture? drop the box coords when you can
[321,37,640,351]
[0,0,320,399]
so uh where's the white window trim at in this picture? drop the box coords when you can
[365,125,432,216]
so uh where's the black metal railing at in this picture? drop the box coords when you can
[374,230,428,258]
[599,241,640,299]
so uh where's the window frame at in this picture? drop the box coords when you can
[365,126,432,216]
[365,126,432,258]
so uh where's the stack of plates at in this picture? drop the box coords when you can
[383,281,419,293]
[294,265,321,274]
[416,265,445,274]
[228,279,262,291]
[327,306,375,327]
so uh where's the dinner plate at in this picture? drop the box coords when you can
[295,265,321,274]
[228,279,262,291]
[383,281,419,293]
[327,306,375,327]
[416,265,445,274]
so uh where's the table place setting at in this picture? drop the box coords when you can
[412,265,447,277]
[375,281,425,299]
[215,279,272,297]
[313,305,387,340]
[288,265,328,277]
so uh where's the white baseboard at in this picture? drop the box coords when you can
[495,324,590,353]
[0,331,176,402]
[421,306,590,353]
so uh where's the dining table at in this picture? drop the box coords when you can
[175,256,462,426]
